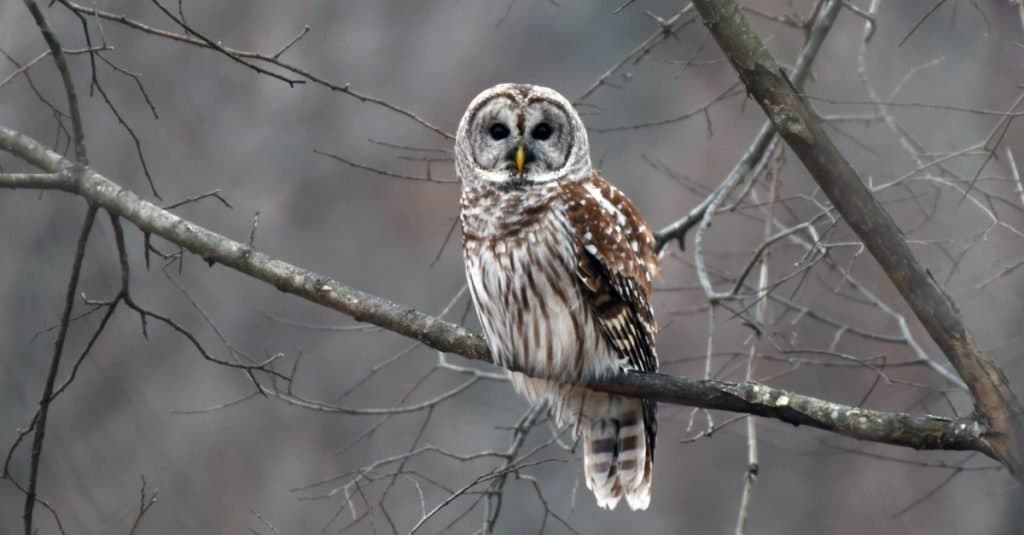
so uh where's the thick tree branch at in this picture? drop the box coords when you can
[0,124,1001,460]
[690,0,1024,475]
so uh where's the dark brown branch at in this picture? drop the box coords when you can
[128,475,158,535]
[689,0,1024,475]
[575,4,695,104]
[23,203,97,535]
[147,0,303,86]
[898,0,950,47]
[22,0,87,164]
[0,124,999,460]
[162,189,232,210]
[19,3,92,532]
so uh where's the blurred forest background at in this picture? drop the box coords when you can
[2,0,1024,533]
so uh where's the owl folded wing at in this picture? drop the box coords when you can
[564,173,659,375]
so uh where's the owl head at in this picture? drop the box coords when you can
[455,83,591,187]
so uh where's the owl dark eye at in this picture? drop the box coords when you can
[531,122,554,141]
[488,123,510,140]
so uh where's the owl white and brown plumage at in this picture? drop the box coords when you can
[455,83,659,510]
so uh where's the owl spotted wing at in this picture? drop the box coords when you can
[563,172,659,375]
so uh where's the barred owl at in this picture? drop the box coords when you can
[455,84,659,511]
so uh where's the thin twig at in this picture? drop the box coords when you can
[128,476,158,535]
[23,0,88,164]
[22,204,97,535]
[576,4,695,103]
[58,0,454,139]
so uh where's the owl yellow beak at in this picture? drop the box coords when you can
[515,143,526,174]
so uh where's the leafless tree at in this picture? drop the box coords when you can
[2,1,1024,533]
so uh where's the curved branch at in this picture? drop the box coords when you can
[0,124,999,460]
[689,0,1024,475]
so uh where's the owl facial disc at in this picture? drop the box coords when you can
[455,83,591,187]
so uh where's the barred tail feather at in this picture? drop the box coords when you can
[582,395,654,511]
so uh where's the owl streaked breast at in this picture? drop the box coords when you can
[460,178,605,383]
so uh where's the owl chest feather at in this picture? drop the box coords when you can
[460,185,613,382]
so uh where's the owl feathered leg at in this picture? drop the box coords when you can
[512,374,655,511]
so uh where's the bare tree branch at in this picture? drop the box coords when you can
[128,476,158,535]
[21,205,96,535]
[22,0,87,164]
[689,0,1024,475]
[575,4,695,104]
[17,2,94,532]
[734,151,779,535]
[654,0,841,252]
[0,124,1001,462]
[55,0,454,140]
